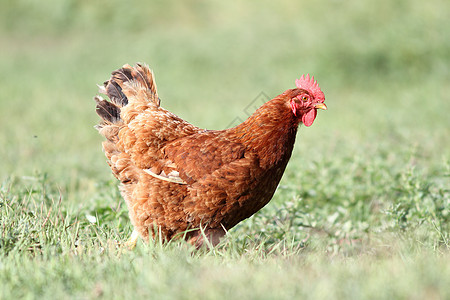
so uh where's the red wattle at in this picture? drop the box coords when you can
[302,109,317,127]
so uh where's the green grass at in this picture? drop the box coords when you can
[1,0,449,299]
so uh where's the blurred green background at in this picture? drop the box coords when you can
[1,0,448,184]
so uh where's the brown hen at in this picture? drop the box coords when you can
[94,63,326,247]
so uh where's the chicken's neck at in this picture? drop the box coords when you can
[229,96,300,168]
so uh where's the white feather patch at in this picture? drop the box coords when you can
[143,168,187,184]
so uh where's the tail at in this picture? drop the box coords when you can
[95,62,159,132]
[94,63,159,182]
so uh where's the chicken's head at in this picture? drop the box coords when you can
[289,74,327,127]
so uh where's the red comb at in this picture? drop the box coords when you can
[295,74,325,102]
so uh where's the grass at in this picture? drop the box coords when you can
[1,0,449,299]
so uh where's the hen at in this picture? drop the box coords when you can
[94,63,326,248]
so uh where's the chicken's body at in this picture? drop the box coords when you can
[94,64,326,247]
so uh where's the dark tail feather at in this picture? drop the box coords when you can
[94,96,121,125]
[104,80,128,107]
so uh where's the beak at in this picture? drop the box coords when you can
[314,103,327,110]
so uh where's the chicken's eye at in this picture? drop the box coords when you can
[302,96,308,101]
